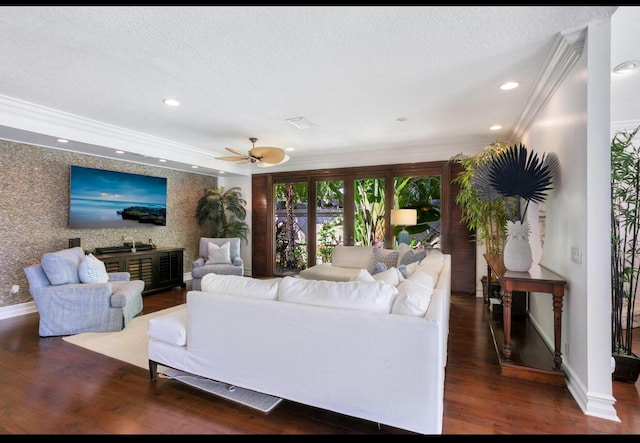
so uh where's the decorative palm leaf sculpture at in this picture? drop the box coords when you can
[488,143,554,222]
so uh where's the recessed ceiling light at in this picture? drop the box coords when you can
[286,147,295,151]
[57,138,68,143]
[159,159,167,163]
[490,125,502,131]
[163,98,180,106]
[191,165,198,169]
[218,170,225,174]
[396,117,407,123]
[115,150,125,154]
[500,82,519,90]
[613,61,639,74]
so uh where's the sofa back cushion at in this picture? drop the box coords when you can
[41,246,85,285]
[278,276,398,314]
[330,246,374,269]
[201,273,280,300]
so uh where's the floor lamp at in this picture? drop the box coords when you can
[391,209,417,246]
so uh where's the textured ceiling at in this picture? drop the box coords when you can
[0,6,633,177]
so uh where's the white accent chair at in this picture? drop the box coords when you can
[191,237,244,290]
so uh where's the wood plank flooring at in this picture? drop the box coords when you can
[0,288,638,434]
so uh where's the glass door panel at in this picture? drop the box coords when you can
[274,181,308,275]
[315,180,344,263]
[393,175,441,248]
[354,177,385,248]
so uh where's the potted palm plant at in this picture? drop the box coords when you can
[611,124,640,383]
[484,143,554,272]
[195,186,250,244]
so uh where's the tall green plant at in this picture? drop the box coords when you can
[195,186,250,243]
[451,142,510,255]
[611,125,640,356]
[354,178,385,246]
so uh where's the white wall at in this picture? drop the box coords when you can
[524,20,618,421]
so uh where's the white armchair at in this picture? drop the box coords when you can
[24,247,144,337]
[191,237,244,290]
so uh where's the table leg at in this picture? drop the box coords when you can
[502,284,512,361]
[552,285,564,370]
[485,264,492,306]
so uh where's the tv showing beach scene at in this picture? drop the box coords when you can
[69,165,167,228]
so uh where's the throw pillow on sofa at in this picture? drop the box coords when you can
[78,253,109,284]
[206,241,231,264]
[399,249,427,266]
[370,248,399,271]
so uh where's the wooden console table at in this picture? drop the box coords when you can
[95,247,185,295]
[484,254,567,381]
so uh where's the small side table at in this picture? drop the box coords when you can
[484,254,567,371]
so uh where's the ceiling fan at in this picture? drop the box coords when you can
[215,137,289,168]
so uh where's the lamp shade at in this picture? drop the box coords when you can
[391,209,417,226]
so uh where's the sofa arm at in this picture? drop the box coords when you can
[192,257,205,268]
[232,256,244,267]
[32,283,113,309]
[108,272,130,282]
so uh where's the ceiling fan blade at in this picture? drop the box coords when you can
[250,147,286,164]
[258,153,290,168]
[225,147,247,157]
[215,156,248,161]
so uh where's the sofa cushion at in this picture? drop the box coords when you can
[372,267,405,286]
[278,276,398,314]
[370,248,400,271]
[330,246,374,269]
[391,279,435,317]
[206,241,231,264]
[298,263,362,282]
[148,307,187,346]
[201,273,280,300]
[421,248,445,268]
[41,247,85,285]
[349,268,375,282]
[78,253,109,284]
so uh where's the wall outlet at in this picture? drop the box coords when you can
[564,341,569,357]
[571,246,582,264]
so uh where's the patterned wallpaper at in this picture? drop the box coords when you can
[0,140,217,308]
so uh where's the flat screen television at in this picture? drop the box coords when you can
[69,165,167,228]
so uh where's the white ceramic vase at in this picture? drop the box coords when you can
[503,220,533,272]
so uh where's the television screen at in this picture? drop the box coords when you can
[69,165,167,228]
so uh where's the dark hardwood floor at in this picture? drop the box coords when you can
[0,288,638,434]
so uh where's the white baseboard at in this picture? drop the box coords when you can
[0,301,37,320]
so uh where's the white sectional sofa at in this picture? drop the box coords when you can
[147,249,451,434]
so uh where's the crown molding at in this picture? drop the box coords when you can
[0,94,250,176]
[511,27,587,142]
